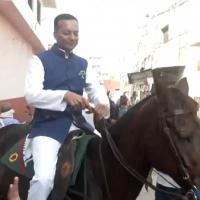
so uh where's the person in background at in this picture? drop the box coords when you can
[130,91,137,106]
[24,13,109,200]
[23,105,34,124]
[117,94,130,118]
[0,102,20,127]
[107,91,118,124]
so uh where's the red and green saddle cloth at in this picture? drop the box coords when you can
[0,133,95,182]
[0,137,34,178]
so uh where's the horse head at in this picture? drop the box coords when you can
[150,74,200,195]
[91,67,200,199]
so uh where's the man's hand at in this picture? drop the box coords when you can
[64,91,93,112]
[94,104,109,120]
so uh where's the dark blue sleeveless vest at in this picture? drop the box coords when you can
[29,44,87,143]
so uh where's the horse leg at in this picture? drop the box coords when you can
[0,165,16,199]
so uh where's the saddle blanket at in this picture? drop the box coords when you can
[0,133,95,184]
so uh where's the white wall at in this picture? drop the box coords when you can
[0,14,32,100]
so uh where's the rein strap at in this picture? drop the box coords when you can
[101,120,188,200]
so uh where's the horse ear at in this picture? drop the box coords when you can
[151,66,185,106]
[175,77,189,95]
[152,66,185,93]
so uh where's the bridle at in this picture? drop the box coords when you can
[98,106,199,200]
[159,107,199,199]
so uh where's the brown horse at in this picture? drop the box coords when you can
[0,75,200,200]
[88,78,200,200]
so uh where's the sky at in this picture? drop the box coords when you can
[42,0,175,73]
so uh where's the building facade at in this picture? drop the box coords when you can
[133,0,200,101]
[136,0,200,70]
[0,0,56,122]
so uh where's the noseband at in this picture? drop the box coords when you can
[99,107,199,200]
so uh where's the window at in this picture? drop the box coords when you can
[37,0,41,24]
[28,0,33,9]
[162,25,169,43]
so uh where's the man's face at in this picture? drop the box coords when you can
[54,19,79,53]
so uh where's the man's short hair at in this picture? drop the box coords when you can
[54,13,78,32]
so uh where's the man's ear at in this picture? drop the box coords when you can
[175,77,189,95]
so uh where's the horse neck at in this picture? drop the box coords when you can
[109,95,157,163]
[88,137,146,200]
[93,96,156,199]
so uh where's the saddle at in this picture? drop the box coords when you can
[0,130,102,200]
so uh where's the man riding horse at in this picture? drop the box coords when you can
[2,65,200,200]
[24,13,109,200]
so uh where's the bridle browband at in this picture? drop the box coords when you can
[98,107,199,200]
